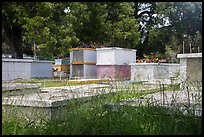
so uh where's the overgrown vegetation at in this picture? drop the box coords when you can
[2,81,201,135]
[2,101,201,135]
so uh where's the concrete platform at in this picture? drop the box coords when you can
[2,84,113,122]
[2,84,111,107]
[2,83,42,91]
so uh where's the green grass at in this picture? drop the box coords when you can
[13,78,73,88]
[2,103,201,135]
[13,78,110,88]
[2,80,201,135]
[110,83,180,102]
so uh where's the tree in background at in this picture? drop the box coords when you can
[2,2,28,58]
[2,2,79,59]
[158,2,202,54]
[69,2,140,48]
[0,2,79,58]
[22,2,79,59]
[133,2,202,58]
[104,2,141,48]
[2,2,202,59]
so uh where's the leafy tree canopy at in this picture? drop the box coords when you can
[2,2,202,60]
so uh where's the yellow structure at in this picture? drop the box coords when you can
[53,64,69,72]
[67,79,111,85]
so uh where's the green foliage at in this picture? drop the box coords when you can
[106,3,140,48]
[137,2,202,57]
[2,103,201,135]
[2,2,202,59]
[159,2,202,52]
[21,3,79,59]
[69,2,140,48]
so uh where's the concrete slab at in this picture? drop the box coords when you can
[2,83,42,91]
[2,84,111,107]
[2,84,113,122]
[177,53,202,58]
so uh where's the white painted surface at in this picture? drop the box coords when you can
[70,49,96,63]
[115,49,136,65]
[31,61,53,78]
[70,64,73,78]
[2,84,112,107]
[70,51,73,62]
[2,59,53,81]
[84,64,97,79]
[71,64,84,78]
[70,64,97,79]
[2,83,42,91]
[131,63,155,82]
[96,49,115,65]
[69,49,97,79]
[177,53,202,58]
[130,63,180,84]
[71,50,83,62]
[96,47,136,65]
[83,50,96,62]
[2,60,31,81]
[177,53,202,90]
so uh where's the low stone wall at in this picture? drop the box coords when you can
[2,58,53,82]
[130,63,180,84]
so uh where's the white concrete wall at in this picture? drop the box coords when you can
[70,64,73,78]
[69,64,84,79]
[131,63,180,84]
[84,64,97,79]
[131,63,155,82]
[70,64,97,79]
[115,49,136,65]
[96,47,136,65]
[177,53,202,90]
[96,49,115,65]
[71,50,84,62]
[168,64,180,78]
[70,50,96,63]
[2,59,32,81]
[177,53,202,82]
[154,64,169,79]
[83,50,96,62]
[2,59,53,81]
[31,61,53,78]
[70,51,73,63]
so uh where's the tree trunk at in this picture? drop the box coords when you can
[7,26,23,59]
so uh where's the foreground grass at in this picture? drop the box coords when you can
[2,100,201,135]
[2,80,201,135]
